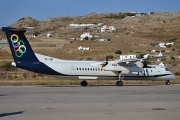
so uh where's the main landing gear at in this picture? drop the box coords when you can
[116,72,124,86]
[81,80,88,86]
[165,80,170,85]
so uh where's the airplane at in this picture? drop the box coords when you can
[2,27,176,86]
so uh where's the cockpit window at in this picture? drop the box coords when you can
[165,68,169,71]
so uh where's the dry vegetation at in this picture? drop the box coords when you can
[0,12,180,85]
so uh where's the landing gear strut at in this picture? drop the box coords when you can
[116,72,124,86]
[81,80,88,86]
[165,80,170,85]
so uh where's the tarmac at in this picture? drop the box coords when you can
[0,84,180,120]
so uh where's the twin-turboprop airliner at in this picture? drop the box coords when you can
[2,27,176,86]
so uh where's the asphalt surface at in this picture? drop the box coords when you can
[0,85,180,120]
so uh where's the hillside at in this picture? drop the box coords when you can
[0,12,180,74]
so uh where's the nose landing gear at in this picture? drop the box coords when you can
[165,80,170,85]
[116,72,124,86]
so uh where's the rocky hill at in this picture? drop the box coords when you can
[6,12,180,38]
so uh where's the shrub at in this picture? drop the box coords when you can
[161,58,166,61]
[175,72,180,76]
[150,43,156,47]
[107,38,111,41]
[173,64,177,66]
[115,50,122,54]
[0,62,17,69]
[87,57,92,60]
[170,56,175,60]
[107,55,114,59]
[104,14,126,19]
[168,38,179,42]
[33,31,40,36]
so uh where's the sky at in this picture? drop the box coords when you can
[0,0,180,27]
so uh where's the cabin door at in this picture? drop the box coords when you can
[70,65,76,76]
[145,68,155,77]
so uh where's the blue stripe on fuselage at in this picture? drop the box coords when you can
[15,61,66,76]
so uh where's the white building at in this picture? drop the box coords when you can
[159,42,174,48]
[98,39,107,42]
[47,33,51,38]
[159,62,165,67]
[0,39,8,44]
[101,25,116,33]
[78,46,90,51]
[32,35,36,38]
[166,42,174,45]
[151,49,156,52]
[159,43,166,48]
[144,52,163,59]
[80,33,93,40]
[70,23,94,27]
[120,55,136,60]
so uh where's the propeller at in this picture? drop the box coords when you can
[142,61,151,68]
[102,56,108,67]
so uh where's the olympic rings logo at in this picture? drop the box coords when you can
[10,34,26,58]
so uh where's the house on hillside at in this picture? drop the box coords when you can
[70,23,94,27]
[144,52,162,59]
[101,25,116,33]
[120,55,136,60]
[0,39,8,44]
[135,13,147,16]
[78,46,90,51]
[159,42,174,48]
[47,33,51,38]
[80,33,93,40]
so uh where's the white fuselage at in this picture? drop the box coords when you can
[34,54,176,81]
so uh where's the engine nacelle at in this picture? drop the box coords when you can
[121,70,129,74]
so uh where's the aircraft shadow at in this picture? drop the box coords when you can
[42,84,155,87]
[89,84,155,87]
[0,111,24,117]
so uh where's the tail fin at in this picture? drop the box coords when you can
[2,27,39,62]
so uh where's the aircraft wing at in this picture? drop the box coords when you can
[90,61,108,67]
[116,56,164,65]
[115,59,140,65]
[90,55,165,67]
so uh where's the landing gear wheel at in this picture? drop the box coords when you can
[165,80,170,85]
[81,80,88,86]
[116,81,123,86]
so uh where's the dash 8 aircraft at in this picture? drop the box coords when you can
[2,27,176,86]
